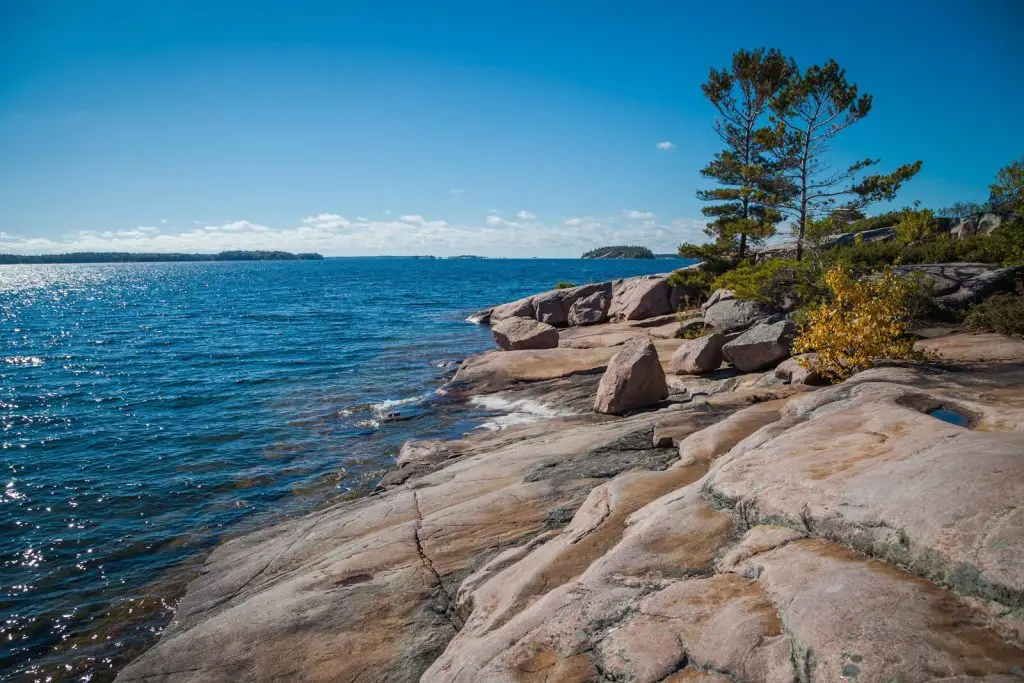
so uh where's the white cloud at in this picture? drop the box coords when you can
[0,211,707,258]
[302,213,351,229]
[656,141,675,150]
[449,188,464,194]
[160,218,168,224]
[626,210,656,220]
[515,210,536,220]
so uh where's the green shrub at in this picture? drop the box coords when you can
[667,267,715,309]
[678,323,714,339]
[894,207,944,244]
[712,258,825,309]
[825,217,1024,272]
[554,281,577,290]
[964,294,1024,337]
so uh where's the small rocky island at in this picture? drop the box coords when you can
[582,245,655,259]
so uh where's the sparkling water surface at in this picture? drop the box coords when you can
[0,257,692,681]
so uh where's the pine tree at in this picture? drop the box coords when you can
[770,60,921,261]
[696,48,794,261]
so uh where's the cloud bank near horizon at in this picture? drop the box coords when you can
[0,211,707,258]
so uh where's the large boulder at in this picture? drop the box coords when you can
[701,288,734,312]
[532,283,613,327]
[669,333,727,375]
[893,263,1013,299]
[933,266,1021,310]
[489,296,535,324]
[491,317,559,351]
[531,290,568,326]
[703,298,770,333]
[594,338,669,414]
[775,353,828,385]
[608,277,671,321]
[950,212,1006,239]
[751,227,897,263]
[723,319,797,372]
[567,290,611,326]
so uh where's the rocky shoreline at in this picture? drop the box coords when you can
[117,273,1024,682]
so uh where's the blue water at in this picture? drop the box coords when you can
[0,257,692,681]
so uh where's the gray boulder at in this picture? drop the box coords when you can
[567,290,610,326]
[534,283,612,326]
[532,290,570,326]
[894,263,1009,298]
[723,320,797,372]
[701,288,735,312]
[934,266,1020,310]
[669,333,727,375]
[775,353,829,385]
[608,277,671,321]
[703,298,771,334]
[594,338,668,414]
[752,227,897,263]
[491,317,559,351]
[489,296,535,324]
[950,213,1005,239]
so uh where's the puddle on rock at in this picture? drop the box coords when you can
[928,407,972,428]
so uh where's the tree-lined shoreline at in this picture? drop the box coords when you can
[0,250,324,264]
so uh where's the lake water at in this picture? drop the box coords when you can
[0,257,693,681]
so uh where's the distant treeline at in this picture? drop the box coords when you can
[0,250,325,264]
[581,246,655,259]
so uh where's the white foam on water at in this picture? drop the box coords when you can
[3,356,43,367]
[373,394,428,412]
[470,395,573,431]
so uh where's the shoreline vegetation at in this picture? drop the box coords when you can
[0,250,324,264]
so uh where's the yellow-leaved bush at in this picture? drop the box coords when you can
[793,265,929,381]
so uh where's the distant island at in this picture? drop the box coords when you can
[0,250,324,265]
[581,246,654,259]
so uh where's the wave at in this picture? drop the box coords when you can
[340,392,435,428]
[469,395,574,431]
[3,356,44,367]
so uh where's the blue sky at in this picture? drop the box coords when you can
[1,0,1021,257]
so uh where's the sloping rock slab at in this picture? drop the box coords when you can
[116,412,686,683]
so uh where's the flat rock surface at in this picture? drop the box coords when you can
[918,331,1024,363]
[446,339,684,396]
[122,333,1024,682]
